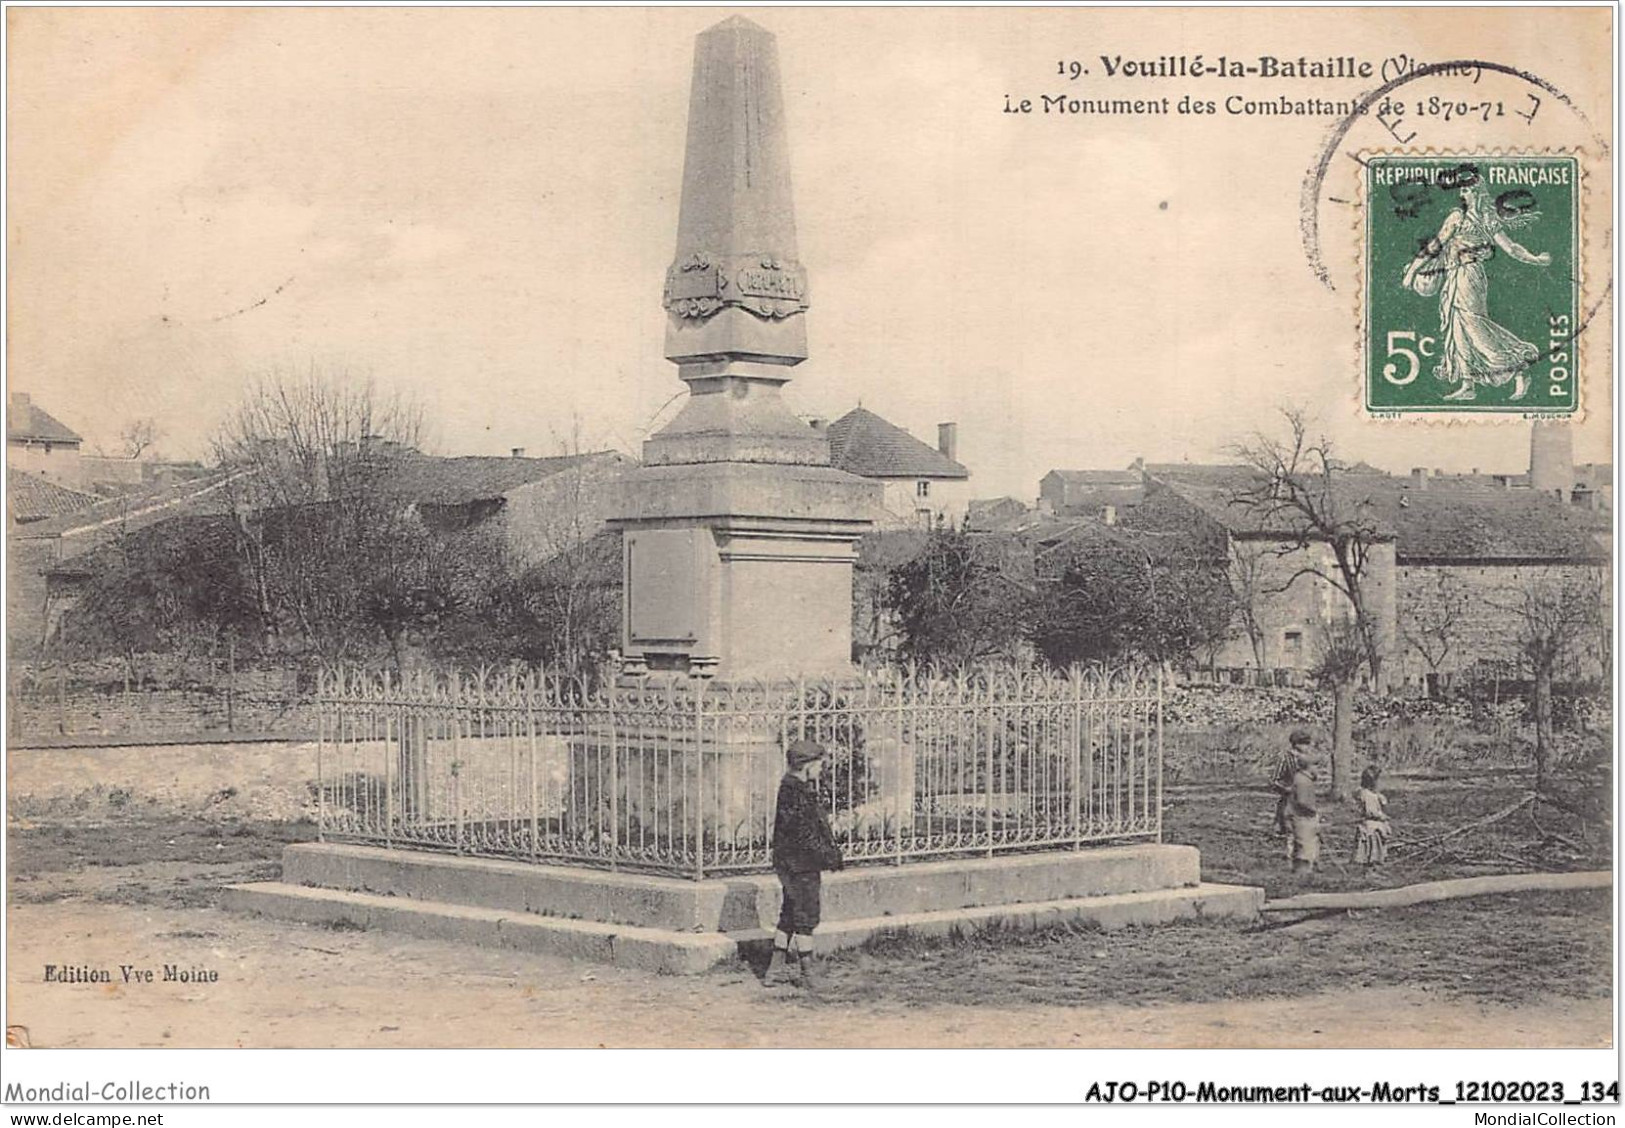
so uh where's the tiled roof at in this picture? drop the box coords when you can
[13,451,628,542]
[1146,465,1400,538]
[387,452,624,506]
[965,497,1030,531]
[7,401,82,444]
[7,470,99,523]
[826,408,968,480]
[1146,464,1603,562]
[1042,469,1142,485]
[1394,489,1606,563]
[11,468,246,542]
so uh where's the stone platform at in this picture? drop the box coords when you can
[223,843,1264,974]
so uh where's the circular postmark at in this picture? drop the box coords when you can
[1301,60,1609,417]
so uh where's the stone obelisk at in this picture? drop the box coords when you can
[611,16,878,680]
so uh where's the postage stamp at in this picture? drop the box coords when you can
[1363,153,1580,416]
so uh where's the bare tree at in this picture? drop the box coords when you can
[1493,571,1607,793]
[211,366,432,668]
[119,417,163,460]
[1226,543,1268,671]
[1230,408,1388,799]
[1401,569,1471,697]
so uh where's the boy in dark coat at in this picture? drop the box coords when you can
[764,738,844,988]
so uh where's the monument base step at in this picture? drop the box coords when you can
[742,882,1266,954]
[222,878,1263,974]
[220,882,738,975]
[273,841,1207,931]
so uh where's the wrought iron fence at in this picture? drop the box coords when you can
[316,664,1162,878]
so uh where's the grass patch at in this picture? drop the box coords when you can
[1165,774,1609,901]
[805,890,1611,1010]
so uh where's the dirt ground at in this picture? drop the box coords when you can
[5,775,1613,1050]
[4,900,1611,1049]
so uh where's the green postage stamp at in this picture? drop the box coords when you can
[1363,153,1580,416]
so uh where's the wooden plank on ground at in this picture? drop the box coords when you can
[1261,870,1611,913]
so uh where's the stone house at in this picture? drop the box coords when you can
[8,392,84,486]
[823,407,969,529]
[1391,486,1609,689]
[1037,467,1145,522]
[1132,463,1607,689]
[15,448,630,654]
[1134,466,1400,681]
[10,468,250,652]
[384,450,630,567]
[965,496,1030,531]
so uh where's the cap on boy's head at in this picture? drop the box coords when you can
[1289,729,1313,747]
[786,739,827,768]
[1360,764,1382,790]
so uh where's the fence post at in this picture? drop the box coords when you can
[983,676,994,858]
[1155,667,1165,843]
[315,669,326,843]
[528,706,539,862]
[607,690,619,874]
[694,680,705,882]
[1072,670,1084,850]
[383,701,396,850]
[894,671,905,867]
[226,636,237,733]
[452,699,464,855]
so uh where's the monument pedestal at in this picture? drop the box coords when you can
[611,461,878,680]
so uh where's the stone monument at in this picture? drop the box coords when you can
[225,18,1264,972]
[609,15,880,681]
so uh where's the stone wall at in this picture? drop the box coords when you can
[7,740,319,822]
[1395,561,1610,686]
[6,536,56,655]
[8,660,313,744]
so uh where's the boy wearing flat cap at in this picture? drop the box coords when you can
[765,738,844,988]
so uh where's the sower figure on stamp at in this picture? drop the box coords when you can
[764,738,844,989]
[1403,179,1551,402]
[1271,730,1313,837]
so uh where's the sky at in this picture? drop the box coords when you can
[6,7,1613,499]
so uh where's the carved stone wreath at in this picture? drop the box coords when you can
[663,253,809,320]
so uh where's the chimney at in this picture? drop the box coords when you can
[511,447,527,459]
[1410,467,1428,491]
[1529,421,1575,501]
[937,422,958,462]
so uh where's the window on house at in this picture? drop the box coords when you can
[1284,630,1304,664]
[916,480,931,498]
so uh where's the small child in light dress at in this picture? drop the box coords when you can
[1352,765,1390,867]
